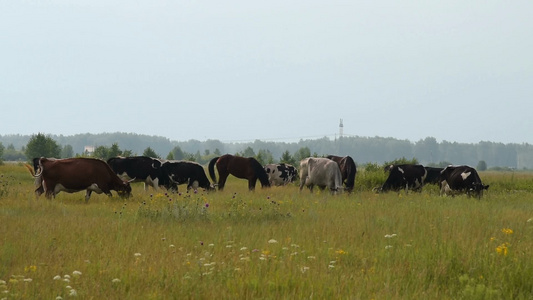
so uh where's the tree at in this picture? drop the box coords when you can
[293,147,311,162]
[143,147,159,158]
[170,146,185,160]
[92,146,110,160]
[61,145,74,158]
[25,133,61,161]
[280,150,296,166]
[242,147,255,157]
[108,143,123,158]
[477,160,487,171]
[0,142,4,162]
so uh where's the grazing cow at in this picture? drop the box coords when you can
[29,157,131,202]
[378,164,427,193]
[326,155,357,193]
[264,163,298,186]
[299,157,343,194]
[424,167,444,185]
[161,161,213,192]
[208,154,271,191]
[107,156,166,191]
[439,165,489,198]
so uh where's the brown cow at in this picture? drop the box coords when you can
[29,157,132,202]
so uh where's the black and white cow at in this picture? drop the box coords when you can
[439,165,489,198]
[264,163,298,186]
[424,167,444,185]
[107,156,167,191]
[299,157,343,194]
[378,164,427,193]
[160,161,214,192]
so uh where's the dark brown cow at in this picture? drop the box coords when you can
[326,155,357,193]
[30,157,132,202]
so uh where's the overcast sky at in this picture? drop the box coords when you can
[2,1,532,144]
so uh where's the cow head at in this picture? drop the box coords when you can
[469,182,489,198]
[117,182,132,198]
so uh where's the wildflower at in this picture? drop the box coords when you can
[69,289,78,296]
[208,244,214,247]
[53,275,62,281]
[301,266,310,273]
[502,228,513,235]
[268,239,278,244]
[385,245,393,249]
[0,280,5,285]
[72,271,82,277]
[56,296,63,300]
[64,275,71,279]
[490,237,496,242]
[335,249,347,255]
[240,247,248,251]
[205,203,209,208]
[384,234,397,238]
[328,264,335,269]
[169,244,175,248]
[134,253,142,257]
[111,278,121,283]
[24,265,37,272]
[307,256,316,260]
[496,243,509,256]
[23,278,32,283]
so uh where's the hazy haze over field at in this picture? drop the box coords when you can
[1,1,532,144]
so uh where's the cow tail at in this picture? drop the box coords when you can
[24,164,35,176]
[208,157,219,183]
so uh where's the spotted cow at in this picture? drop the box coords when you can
[439,165,489,198]
[264,163,298,186]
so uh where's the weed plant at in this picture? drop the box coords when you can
[1,164,532,299]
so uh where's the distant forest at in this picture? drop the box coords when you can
[1,132,533,169]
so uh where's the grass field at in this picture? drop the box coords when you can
[1,163,533,299]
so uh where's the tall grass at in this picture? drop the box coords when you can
[1,164,532,299]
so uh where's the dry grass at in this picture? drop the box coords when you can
[1,164,533,299]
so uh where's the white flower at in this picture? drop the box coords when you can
[385,245,393,249]
[134,253,142,257]
[268,239,278,244]
[0,280,5,285]
[72,271,82,277]
[23,278,32,282]
[169,244,175,248]
[208,244,214,247]
[111,278,121,283]
[301,266,310,273]
[53,275,61,281]
[69,289,77,296]
[65,286,72,290]
[307,256,316,260]
[240,247,248,251]
[56,296,63,300]
[328,264,335,269]
[64,275,71,279]
[240,257,251,262]
[385,234,397,238]
[63,278,70,283]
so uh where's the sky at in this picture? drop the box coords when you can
[1,1,532,144]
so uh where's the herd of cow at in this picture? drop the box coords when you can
[24,154,489,202]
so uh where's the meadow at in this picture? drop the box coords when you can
[1,163,533,299]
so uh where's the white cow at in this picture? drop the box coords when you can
[299,157,343,194]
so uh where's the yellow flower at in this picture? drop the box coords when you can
[24,265,37,272]
[496,243,509,256]
[335,249,347,255]
[502,228,513,235]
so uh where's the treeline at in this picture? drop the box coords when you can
[1,133,532,169]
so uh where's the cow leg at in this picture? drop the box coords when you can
[218,173,229,191]
[85,190,92,203]
[248,178,257,191]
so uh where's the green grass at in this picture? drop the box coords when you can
[1,164,533,299]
